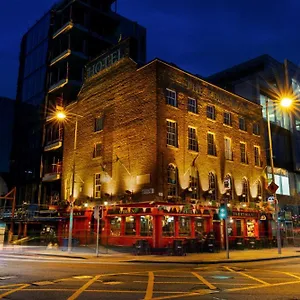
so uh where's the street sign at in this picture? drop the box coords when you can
[93,206,102,220]
[268,181,279,194]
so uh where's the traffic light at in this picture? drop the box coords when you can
[219,204,227,220]
[93,206,103,220]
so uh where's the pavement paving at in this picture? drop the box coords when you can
[1,244,300,264]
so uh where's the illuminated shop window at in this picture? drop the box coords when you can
[140,216,153,236]
[167,164,178,197]
[167,120,178,147]
[207,105,216,120]
[125,216,136,235]
[166,89,177,107]
[110,217,121,236]
[179,216,191,236]
[162,216,175,236]
[188,127,198,152]
[223,112,232,126]
[188,97,197,113]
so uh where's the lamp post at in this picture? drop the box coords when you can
[265,97,281,254]
[265,96,293,254]
[56,110,79,253]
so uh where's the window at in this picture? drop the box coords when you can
[239,117,247,131]
[240,142,247,164]
[236,220,243,236]
[254,146,261,166]
[94,116,104,132]
[207,132,216,156]
[125,216,136,235]
[268,173,290,196]
[179,216,191,236]
[140,216,153,236]
[167,164,178,197]
[94,173,101,198]
[188,127,198,152]
[188,97,197,113]
[257,181,262,200]
[224,174,233,200]
[162,216,174,236]
[253,123,260,135]
[167,120,178,147]
[189,169,199,199]
[207,105,216,120]
[93,143,102,158]
[208,172,217,201]
[241,178,249,202]
[223,112,232,126]
[224,137,233,160]
[166,89,177,107]
[110,217,121,236]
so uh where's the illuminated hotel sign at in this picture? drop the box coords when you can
[85,39,131,79]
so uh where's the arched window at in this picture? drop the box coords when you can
[257,180,262,201]
[167,164,178,197]
[189,168,199,200]
[241,177,249,202]
[208,172,217,201]
[224,174,233,200]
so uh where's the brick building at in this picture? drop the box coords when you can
[61,46,273,249]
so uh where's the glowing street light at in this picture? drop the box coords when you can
[266,96,293,255]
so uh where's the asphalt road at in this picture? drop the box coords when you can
[1,255,300,299]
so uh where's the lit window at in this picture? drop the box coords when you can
[240,142,247,164]
[162,216,174,236]
[188,97,197,113]
[223,112,232,126]
[207,132,216,156]
[140,216,153,237]
[241,178,249,202]
[224,174,233,200]
[93,143,102,158]
[167,120,178,147]
[207,105,216,120]
[167,164,178,197]
[253,123,260,135]
[239,117,247,131]
[179,216,191,236]
[189,169,199,199]
[125,216,136,236]
[254,146,261,166]
[224,137,232,160]
[188,127,198,152]
[208,172,217,201]
[94,116,104,132]
[94,173,101,198]
[166,89,177,107]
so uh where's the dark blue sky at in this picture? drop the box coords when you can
[1,0,300,100]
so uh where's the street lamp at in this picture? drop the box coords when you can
[265,96,293,255]
[55,109,80,253]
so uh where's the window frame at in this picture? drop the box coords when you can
[188,97,197,113]
[239,117,247,131]
[223,111,232,126]
[94,173,101,198]
[224,137,233,160]
[188,126,198,152]
[94,116,104,132]
[206,105,216,120]
[207,132,217,156]
[167,120,178,147]
[93,142,102,158]
[240,142,247,164]
[166,88,177,107]
[254,145,261,167]
[253,123,260,136]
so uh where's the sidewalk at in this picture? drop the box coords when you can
[1,245,300,264]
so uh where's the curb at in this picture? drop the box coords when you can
[127,254,300,264]
[0,252,87,260]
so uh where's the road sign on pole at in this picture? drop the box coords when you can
[268,181,279,194]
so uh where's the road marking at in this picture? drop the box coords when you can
[223,266,270,285]
[150,289,216,300]
[32,281,54,286]
[73,276,93,279]
[192,272,217,290]
[0,283,24,289]
[226,279,300,292]
[0,283,30,299]
[282,272,300,280]
[135,281,203,284]
[67,275,101,300]
[144,271,154,300]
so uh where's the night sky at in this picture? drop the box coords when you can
[1,0,300,100]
